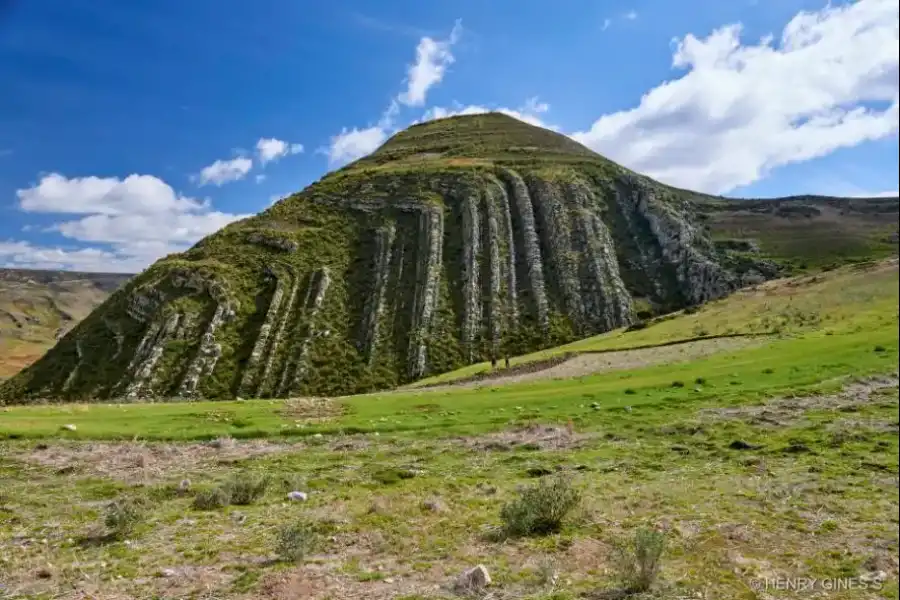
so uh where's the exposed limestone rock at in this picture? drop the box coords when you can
[61,339,83,392]
[527,176,586,332]
[177,301,235,397]
[500,169,549,328]
[359,224,396,364]
[567,179,634,329]
[616,176,736,304]
[282,267,332,394]
[407,208,444,379]
[256,267,301,398]
[121,312,183,399]
[238,268,288,395]
[103,317,125,360]
[247,231,299,253]
[488,176,519,328]
[483,185,503,358]
[460,194,482,362]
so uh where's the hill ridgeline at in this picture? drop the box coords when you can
[1,114,896,403]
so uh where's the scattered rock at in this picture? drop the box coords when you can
[287,491,308,502]
[61,424,77,432]
[454,564,491,592]
[35,567,52,579]
[159,568,177,578]
[671,445,691,455]
[420,497,447,513]
[210,437,235,449]
[525,466,554,477]
[177,479,192,494]
[782,442,812,454]
[728,440,763,450]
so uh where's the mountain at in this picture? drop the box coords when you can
[0,269,132,380]
[1,114,896,403]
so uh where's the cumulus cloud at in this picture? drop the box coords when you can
[571,0,899,194]
[419,97,555,129]
[195,156,253,186]
[326,126,390,164]
[8,173,250,272]
[256,137,304,164]
[397,20,463,107]
[326,20,463,165]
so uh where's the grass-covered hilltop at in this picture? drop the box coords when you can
[1,113,896,403]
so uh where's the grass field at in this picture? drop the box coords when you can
[0,260,897,599]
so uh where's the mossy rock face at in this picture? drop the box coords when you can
[1,114,895,403]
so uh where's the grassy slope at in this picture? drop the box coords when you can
[0,262,897,599]
[1,260,895,440]
[0,269,131,380]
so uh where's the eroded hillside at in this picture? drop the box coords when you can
[1,114,896,403]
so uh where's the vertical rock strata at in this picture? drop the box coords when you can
[407,208,444,379]
[500,169,549,329]
[3,154,775,404]
[359,224,396,365]
[460,194,482,362]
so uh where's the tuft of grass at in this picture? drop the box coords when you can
[225,473,270,505]
[275,521,320,562]
[103,496,146,539]
[613,527,666,593]
[499,476,581,537]
[193,486,232,511]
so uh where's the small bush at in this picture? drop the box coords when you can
[694,377,706,385]
[614,527,666,593]
[499,476,581,537]
[104,497,145,539]
[226,473,270,505]
[671,381,685,388]
[874,345,886,353]
[193,486,232,510]
[275,521,319,562]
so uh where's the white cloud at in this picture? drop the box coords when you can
[326,126,389,165]
[571,0,899,194]
[602,18,612,31]
[255,174,266,183]
[623,10,638,20]
[419,97,556,129]
[9,173,250,272]
[255,137,304,165]
[0,240,138,273]
[397,20,463,107]
[324,20,463,166]
[195,156,253,186]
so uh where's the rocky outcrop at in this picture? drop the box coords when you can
[2,113,795,404]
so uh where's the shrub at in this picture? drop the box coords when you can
[275,521,319,562]
[193,486,232,510]
[694,377,706,385]
[671,381,685,388]
[613,527,666,593]
[226,473,270,505]
[499,476,581,537]
[104,497,145,539]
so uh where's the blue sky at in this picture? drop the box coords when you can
[1,0,897,272]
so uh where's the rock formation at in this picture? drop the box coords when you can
[2,113,868,403]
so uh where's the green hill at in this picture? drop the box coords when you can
[1,113,896,403]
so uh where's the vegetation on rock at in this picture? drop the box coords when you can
[1,114,896,403]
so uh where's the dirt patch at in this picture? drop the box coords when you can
[279,397,345,423]
[702,374,899,427]
[426,336,767,391]
[17,439,303,483]
[454,423,589,452]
